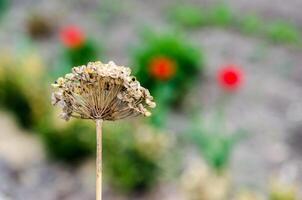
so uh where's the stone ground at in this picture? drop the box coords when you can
[1,0,302,199]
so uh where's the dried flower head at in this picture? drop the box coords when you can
[51,61,156,121]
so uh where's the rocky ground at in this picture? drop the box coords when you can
[1,0,302,199]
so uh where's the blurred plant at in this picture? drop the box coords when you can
[57,25,100,75]
[0,66,33,128]
[133,30,203,125]
[0,52,49,129]
[168,5,206,28]
[266,22,301,44]
[0,0,9,20]
[103,121,170,193]
[208,4,233,26]
[189,64,245,171]
[38,117,95,163]
[233,190,264,200]
[183,64,246,199]
[51,61,156,200]
[239,15,263,35]
[168,4,302,47]
[269,179,298,200]
[168,4,233,28]
[132,31,203,127]
[217,64,244,92]
[26,13,55,39]
[190,117,244,172]
[181,160,231,200]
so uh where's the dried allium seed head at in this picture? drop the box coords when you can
[51,61,156,121]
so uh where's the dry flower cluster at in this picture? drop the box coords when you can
[181,160,230,200]
[51,61,156,121]
[134,124,172,160]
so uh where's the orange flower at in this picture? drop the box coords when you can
[60,25,85,48]
[149,57,176,81]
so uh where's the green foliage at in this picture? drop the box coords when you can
[189,116,245,172]
[0,0,9,20]
[266,22,300,44]
[0,72,34,128]
[38,118,95,163]
[168,5,206,28]
[208,4,233,26]
[168,4,302,47]
[0,51,50,130]
[64,40,99,67]
[103,122,162,193]
[133,30,203,106]
[240,15,263,34]
[168,4,233,28]
[148,84,173,127]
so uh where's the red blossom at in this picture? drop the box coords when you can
[60,25,85,48]
[217,65,244,91]
[149,56,176,81]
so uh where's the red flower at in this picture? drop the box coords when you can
[149,56,176,81]
[217,65,244,91]
[60,25,85,48]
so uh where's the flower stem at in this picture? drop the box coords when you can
[96,119,103,200]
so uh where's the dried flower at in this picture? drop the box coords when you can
[181,160,230,200]
[51,61,156,200]
[134,124,171,160]
[60,25,85,48]
[149,56,176,81]
[51,61,156,121]
[217,64,244,91]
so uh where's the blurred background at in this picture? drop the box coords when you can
[0,0,302,199]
